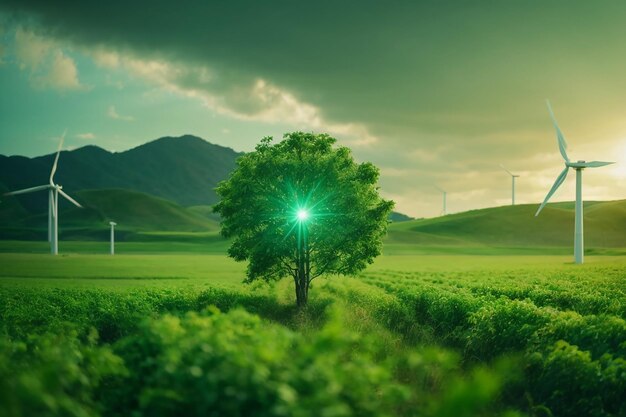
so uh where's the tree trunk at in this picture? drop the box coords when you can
[295,278,307,307]
[295,256,309,307]
[295,226,310,307]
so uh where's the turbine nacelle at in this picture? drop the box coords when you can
[566,160,614,169]
[499,164,520,178]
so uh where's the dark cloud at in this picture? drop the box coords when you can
[5,0,626,136]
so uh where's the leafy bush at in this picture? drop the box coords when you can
[106,307,407,417]
[526,341,622,417]
[466,298,552,359]
[0,327,124,417]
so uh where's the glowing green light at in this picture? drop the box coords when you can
[297,209,309,222]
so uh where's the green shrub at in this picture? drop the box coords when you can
[0,327,125,417]
[531,313,626,359]
[107,307,408,417]
[466,299,551,359]
[527,341,606,417]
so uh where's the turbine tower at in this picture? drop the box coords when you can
[500,164,520,205]
[109,221,117,255]
[3,132,82,255]
[434,185,447,216]
[535,101,614,264]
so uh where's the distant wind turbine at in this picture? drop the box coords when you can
[535,100,614,264]
[3,131,82,255]
[109,221,117,255]
[434,185,447,216]
[500,164,520,205]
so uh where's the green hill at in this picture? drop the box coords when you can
[387,200,626,249]
[3,187,625,254]
[73,189,220,232]
[0,189,220,241]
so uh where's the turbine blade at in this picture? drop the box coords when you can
[499,164,514,176]
[3,184,50,196]
[434,185,444,193]
[535,166,569,216]
[58,188,82,208]
[49,130,66,185]
[546,100,570,162]
[580,160,615,168]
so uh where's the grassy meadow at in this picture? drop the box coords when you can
[1,241,625,416]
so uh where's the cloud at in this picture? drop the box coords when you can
[34,50,82,90]
[13,27,84,91]
[14,27,50,69]
[116,55,377,146]
[107,105,134,121]
[75,132,95,139]
[91,49,119,68]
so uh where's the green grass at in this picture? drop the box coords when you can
[0,253,245,290]
[0,238,230,254]
[1,251,623,290]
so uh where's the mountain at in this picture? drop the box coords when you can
[387,200,626,248]
[389,211,414,222]
[0,135,242,212]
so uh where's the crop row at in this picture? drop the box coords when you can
[337,267,626,417]
[0,286,520,417]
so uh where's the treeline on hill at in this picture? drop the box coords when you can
[1,263,625,417]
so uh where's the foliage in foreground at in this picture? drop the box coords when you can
[0,304,518,417]
[0,328,124,417]
[0,261,624,417]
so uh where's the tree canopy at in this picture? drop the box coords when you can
[214,132,394,306]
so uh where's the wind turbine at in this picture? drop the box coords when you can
[500,164,520,205]
[535,101,614,264]
[109,221,117,255]
[434,185,447,216]
[3,132,82,255]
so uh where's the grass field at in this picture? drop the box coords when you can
[1,243,625,416]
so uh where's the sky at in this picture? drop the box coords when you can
[0,1,625,218]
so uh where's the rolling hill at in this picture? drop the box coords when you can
[387,200,626,249]
[0,189,219,241]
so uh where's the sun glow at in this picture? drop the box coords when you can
[296,209,309,222]
[610,142,626,178]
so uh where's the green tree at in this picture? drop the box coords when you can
[214,132,394,306]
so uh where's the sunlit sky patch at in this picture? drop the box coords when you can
[1,1,625,217]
